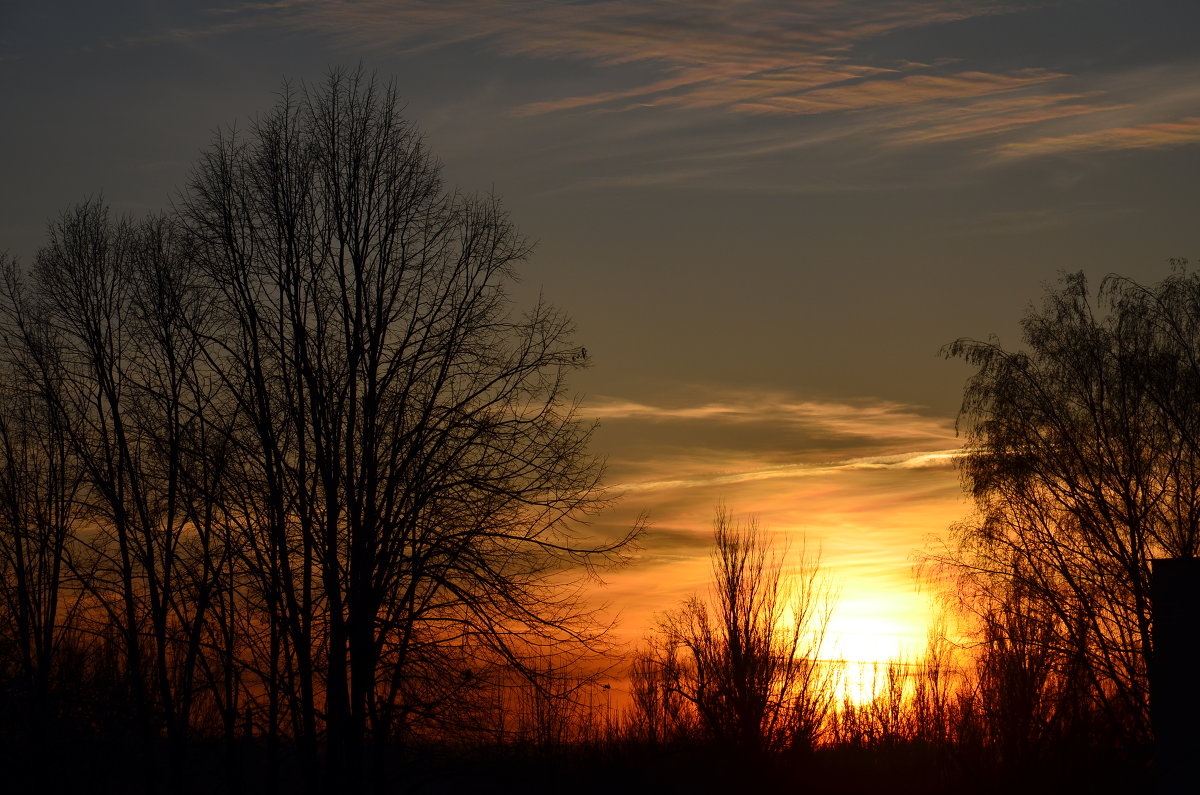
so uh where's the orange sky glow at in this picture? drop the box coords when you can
[582,391,969,674]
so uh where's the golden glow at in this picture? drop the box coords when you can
[585,390,967,698]
[828,613,922,666]
[825,593,935,704]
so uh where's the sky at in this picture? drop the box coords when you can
[4,0,1200,666]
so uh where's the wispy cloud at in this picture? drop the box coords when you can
[516,60,893,116]
[586,389,966,655]
[191,1,1054,124]
[587,392,957,447]
[732,69,1063,115]
[613,448,961,494]
[118,1,1200,168]
[876,92,1129,146]
[99,1,1200,172]
[993,115,1200,157]
[247,1,1002,64]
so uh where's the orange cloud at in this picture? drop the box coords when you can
[517,61,894,116]
[771,88,1132,151]
[734,69,1064,115]
[994,115,1200,156]
[125,1,1200,169]
[193,1,1029,120]
[152,1,1163,162]
[594,456,965,660]
[587,392,957,447]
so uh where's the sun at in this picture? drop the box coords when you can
[829,593,929,661]
[825,596,932,704]
[830,613,915,664]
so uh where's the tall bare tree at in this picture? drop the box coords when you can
[179,67,634,791]
[0,255,86,744]
[3,202,226,789]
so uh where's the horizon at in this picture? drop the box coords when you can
[4,0,1199,703]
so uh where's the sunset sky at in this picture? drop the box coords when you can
[4,0,1200,665]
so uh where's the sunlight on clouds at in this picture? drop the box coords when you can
[155,0,1200,179]
[113,0,1200,185]
[513,66,734,116]
[878,93,1130,147]
[587,392,955,446]
[586,390,967,666]
[517,61,894,116]
[254,0,998,66]
[994,115,1200,157]
[205,1,1058,129]
[734,70,1063,115]
[611,449,962,495]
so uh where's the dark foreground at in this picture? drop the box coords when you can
[1,736,1155,795]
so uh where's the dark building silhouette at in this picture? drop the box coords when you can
[1150,558,1200,794]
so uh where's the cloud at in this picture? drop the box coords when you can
[515,61,894,116]
[122,0,1200,171]
[102,1,1200,178]
[612,449,961,495]
[993,115,1200,157]
[585,389,964,553]
[732,69,1063,115]
[250,1,1000,62]
[191,1,1041,121]
[586,392,957,446]
[873,92,1129,146]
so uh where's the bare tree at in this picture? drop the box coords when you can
[640,507,835,753]
[626,636,695,744]
[0,254,87,744]
[943,268,1200,747]
[178,66,635,791]
[1,202,227,789]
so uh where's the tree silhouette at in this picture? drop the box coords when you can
[637,507,835,753]
[0,203,227,789]
[0,67,637,794]
[0,255,86,751]
[944,268,1200,748]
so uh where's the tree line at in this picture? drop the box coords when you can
[0,68,635,794]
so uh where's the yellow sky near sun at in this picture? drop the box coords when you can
[582,390,969,668]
